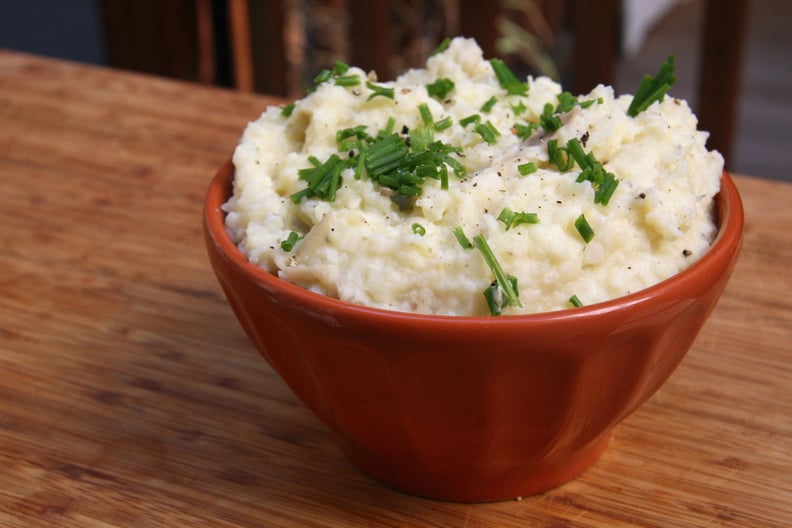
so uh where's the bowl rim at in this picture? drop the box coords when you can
[204,160,744,326]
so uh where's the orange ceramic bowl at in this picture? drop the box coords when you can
[204,161,743,502]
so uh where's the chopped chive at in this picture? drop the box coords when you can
[336,125,370,150]
[334,74,361,86]
[547,139,573,171]
[308,60,353,93]
[497,207,539,230]
[574,214,595,243]
[474,120,501,145]
[565,137,589,168]
[480,96,498,113]
[489,58,529,96]
[280,231,303,251]
[291,154,345,203]
[539,102,562,132]
[563,137,620,205]
[511,100,527,116]
[409,125,434,152]
[411,223,426,236]
[332,60,350,75]
[366,81,395,100]
[427,77,455,99]
[517,162,537,175]
[431,37,451,56]
[513,122,539,139]
[569,294,584,308]
[555,92,579,113]
[627,55,677,117]
[595,172,619,205]
[418,103,433,125]
[434,116,453,131]
[452,227,473,249]
[460,114,482,127]
[473,234,522,313]
[579,97,603,109]
[280,102,295,117]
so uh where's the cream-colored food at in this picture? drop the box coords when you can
[224,37,722,316]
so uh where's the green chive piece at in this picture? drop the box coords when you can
[555,92,579,113]
[513,122,538,140]
[412,223,426,236]
[280,231,303,251]
[431,37,451,56]
[280,102,295,117]
[563,137,620,205]
[434,116,453,131]
[453,227,473,249]
[460,114,481,127]
[575,214,595,243]
[517,162,537,176]
[474,120,501,145]
[427,77,455,99]
[511,100,527,116]
[569,294,584,308]
[334,74,361,87]
[473,234,522,312]
[418,103,433,125]
[498,207,539,230]
[291,154,345,203]
[540,102,562,132]
[366,81,395,101]
[480,96,498,113]
[489,58,529,96]
[409,125,434,152]
[547,139,573,171]
[627,55,677,117]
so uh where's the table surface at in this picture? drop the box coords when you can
[1,50,790,528]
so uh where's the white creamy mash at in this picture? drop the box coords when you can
[224,37,722,316]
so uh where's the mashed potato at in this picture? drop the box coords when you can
[224,37,722,316]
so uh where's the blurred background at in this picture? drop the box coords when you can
[1,0,789,181]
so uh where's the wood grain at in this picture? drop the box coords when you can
[1,50,790,527]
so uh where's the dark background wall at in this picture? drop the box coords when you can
[0,0,106,65]
[2,0,791,181]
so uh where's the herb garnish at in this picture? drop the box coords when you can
[474,120,501,145]
[280,102,295,117]
[480,96,498,113]
[460,114,482,127]
[366,81,395,101]
[548,138,620,205]
[453,226,473,249]
[539,103,562,132]
[431,37,451,56]
[280,231,303,251]
[309,60,358,92]
[472,234,522,314]
[517,162,537,175]
[627,55,676,117]
[574,214,595,243]
[291,154,345,203]
[497,207,539,230]
[489,59,529,96]
[513,122,539,139]
[427,78,455,100]
[569,294,584,308]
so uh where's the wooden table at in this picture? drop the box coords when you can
[1,50,790,527]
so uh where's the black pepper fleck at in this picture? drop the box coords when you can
[682,249,692,257]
